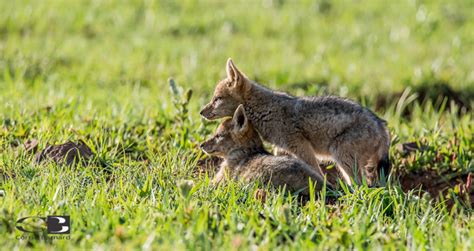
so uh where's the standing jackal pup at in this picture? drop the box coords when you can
[201,59,390,186]
[200,105,329,195]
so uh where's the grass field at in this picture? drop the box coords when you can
[1,0,473,250]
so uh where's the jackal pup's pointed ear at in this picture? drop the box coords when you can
[232,104,249,134]
[226,58,245,85]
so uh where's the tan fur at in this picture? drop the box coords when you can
[200,105,329,195]
[200,59,391,186]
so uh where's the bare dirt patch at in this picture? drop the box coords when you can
[395,140,473,207]
[397,169,473,207]
[34,140,93,166]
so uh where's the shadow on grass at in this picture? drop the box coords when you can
[375,80,473,117]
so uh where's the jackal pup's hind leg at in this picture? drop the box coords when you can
[331,134,388,186]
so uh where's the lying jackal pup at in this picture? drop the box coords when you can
[200,105,329,195]
[201,59,390,186]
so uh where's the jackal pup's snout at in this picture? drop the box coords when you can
[200,104,263,156]
[200,58,250,120]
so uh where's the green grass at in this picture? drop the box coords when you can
[0,0,473,250]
